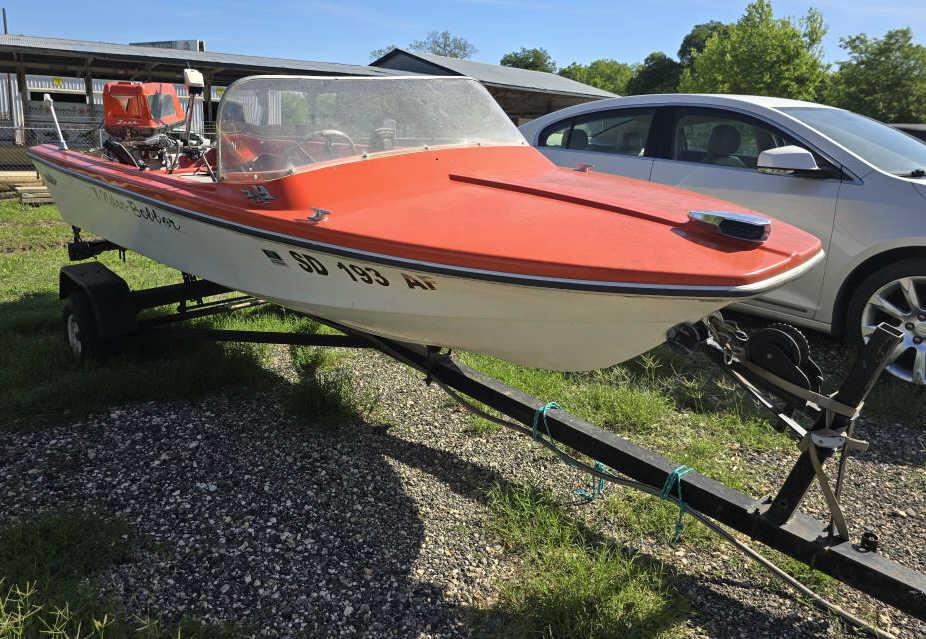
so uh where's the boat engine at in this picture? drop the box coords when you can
[101,70,210,171]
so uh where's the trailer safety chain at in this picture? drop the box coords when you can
[660,465,694,543]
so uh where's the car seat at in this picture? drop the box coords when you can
[705,124,746,167]
[564,128,589,150]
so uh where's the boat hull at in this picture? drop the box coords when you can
[35,158,741,371]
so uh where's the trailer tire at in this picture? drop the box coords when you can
[62,291,103,362]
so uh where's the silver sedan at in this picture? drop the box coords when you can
[520,94,926,384]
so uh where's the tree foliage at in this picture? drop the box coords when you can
[826,28,926,123]
[500,47,557,73]
[410,30,477,59]
[627,52,681,94]
[677,21,727,66]
[559,59,633,95]
[678,0,827,100]
[369,45,398,61]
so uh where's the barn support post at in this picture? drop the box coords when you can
[203,72,213,127]
[15,65,26,144]
[84,60,96,121]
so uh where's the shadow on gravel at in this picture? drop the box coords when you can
[0,397,461,638]
[366,426,831,638]
[3,395,841,638]
[0,293,295,430]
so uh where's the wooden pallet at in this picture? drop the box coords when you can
[0,170,42,185]
[14,184,53,206]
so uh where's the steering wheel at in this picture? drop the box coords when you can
[311,129,358,155]
[285,143,317,167]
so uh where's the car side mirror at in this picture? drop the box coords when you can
[757,145,821,176]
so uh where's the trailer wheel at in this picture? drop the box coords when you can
[62,291,101,362]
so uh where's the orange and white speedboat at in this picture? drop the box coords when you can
[29,75,823,371]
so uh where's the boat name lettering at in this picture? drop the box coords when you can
[289,251,329,275]
[91,187,181,232]
[337,262,389,287]
[401,273,437,291]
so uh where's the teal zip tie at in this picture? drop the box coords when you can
[533,402,609,503]
[532,401,559,440]
[660,465,694,543]
[575,461,608,501]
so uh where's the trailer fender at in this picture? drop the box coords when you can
[59,263,137,340]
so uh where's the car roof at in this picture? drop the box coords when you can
[583,93,833,109]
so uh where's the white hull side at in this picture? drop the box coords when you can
[38,162,735,371]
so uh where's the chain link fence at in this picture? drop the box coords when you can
[0,122,218,172]
[0,126,103,171]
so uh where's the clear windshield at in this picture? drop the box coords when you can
[779,106,926,176]
[216,76,525,182]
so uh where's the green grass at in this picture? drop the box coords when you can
[0,512,244,638]
[0,201,370,429]
[283,340,379,428]
[459,350,838,629]
[477,485,688,638]
[459,349,784,494]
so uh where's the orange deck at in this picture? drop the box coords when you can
[29,144,822,288]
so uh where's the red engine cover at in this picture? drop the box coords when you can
[103,81,185,132]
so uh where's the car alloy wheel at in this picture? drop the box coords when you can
[860,276,926,384]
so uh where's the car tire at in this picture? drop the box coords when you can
[846,257,926,384]
[62,290,103,362]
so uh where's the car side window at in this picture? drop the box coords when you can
[539,109,655,156]
[570,110,655,156]
[539,119,572,148]
[673,110,793,169]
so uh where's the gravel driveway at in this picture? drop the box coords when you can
[2,331,923,638]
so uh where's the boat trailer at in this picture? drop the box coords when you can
[58,258,926,626]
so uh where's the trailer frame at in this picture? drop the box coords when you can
[58,263,926,622]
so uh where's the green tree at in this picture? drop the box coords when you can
[281,92,310,126]
[500,47,557,73]
[410,30,477,59]
[559,59,633,94]
[826,28,926,122]
[627,52,681,94]
[369,44,398,61]
[678,21,727,66]
[678,0,827,100]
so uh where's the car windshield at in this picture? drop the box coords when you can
[778,106,926,176]
[216,75,525,182]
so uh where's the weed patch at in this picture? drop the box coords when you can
[478,485,687,638]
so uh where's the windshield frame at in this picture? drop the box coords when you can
[777,105,926,178]
[215,74,526,183]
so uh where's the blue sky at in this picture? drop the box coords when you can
[7,1,926,68]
